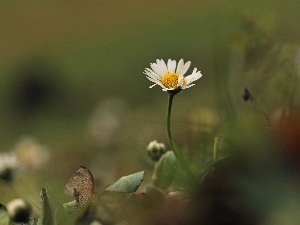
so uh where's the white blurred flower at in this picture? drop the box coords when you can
[14,136,49,169]
[87,98,126,148]
[0,153,18,177]
[144,59,202,91]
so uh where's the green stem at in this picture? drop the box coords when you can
[213,136,219,161]
[166,93,195,181]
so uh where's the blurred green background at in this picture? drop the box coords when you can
[0,0,300,200]
[0,1,298,139]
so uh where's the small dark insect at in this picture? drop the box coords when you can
[65,166,94,206]
[242,88,254,102]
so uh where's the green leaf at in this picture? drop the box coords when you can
[29,217,38,225]
[63,200,81,215]
[37,188,54,225]
[105,171,145,193]
[0,204,9,225]
[152,151,177,190]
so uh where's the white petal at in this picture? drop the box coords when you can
[149,84,157,88]
[183,84,195,89]
[194,71,202,80]
[185,68,202,85]
[157,59,168,74]
[144,73,159,81]
[146,76,159,83]
[178,74,184,87]
[167,59,176,73]
[162,87,175,91]
[190,71,202,83]
[144,69,161,79]
[180,61,191,76]
[150,63,165,76]
[176,59,184,74]
[184,68,197,84]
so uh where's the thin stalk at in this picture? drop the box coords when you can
[166,93,195,181]
[213,136,219,161]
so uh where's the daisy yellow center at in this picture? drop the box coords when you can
[161,73,186,89]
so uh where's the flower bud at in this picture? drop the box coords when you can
[146,140,167,162]
[6,198,32,223]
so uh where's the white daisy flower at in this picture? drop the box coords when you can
[143,59,202,92]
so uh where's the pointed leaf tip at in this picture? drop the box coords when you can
[105,171,145,193]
